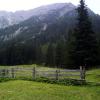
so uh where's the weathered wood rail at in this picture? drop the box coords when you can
[0,66,86,80]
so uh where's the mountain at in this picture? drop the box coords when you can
[0,3,100,65]
[0,3,75,28]
[0,3,100,45]
[0,3,76,43]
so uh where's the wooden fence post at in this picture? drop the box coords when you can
[32,67,36,80]
[11,68,15,78]
[83,66,86,80]
[80,66,86,80]
[55,70,59,80]
[80,66,82,80]
[6,69,9,78]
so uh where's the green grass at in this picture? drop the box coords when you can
[0,66,100,100]
[86,69,100,83]
[0,80,99,100]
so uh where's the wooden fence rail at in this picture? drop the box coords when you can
[0,66,86,80]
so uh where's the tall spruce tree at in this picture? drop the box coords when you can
[68,0,98,68]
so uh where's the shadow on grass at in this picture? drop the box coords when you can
[86,82,100,87]
[0,77,100,87]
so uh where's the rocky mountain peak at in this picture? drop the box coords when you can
[0,3,76,28]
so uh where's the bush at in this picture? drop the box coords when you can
[0,78,12,82]
[0,76,86,86]
[35,77,86,86]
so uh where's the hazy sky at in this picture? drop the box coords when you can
[0,0,99,14]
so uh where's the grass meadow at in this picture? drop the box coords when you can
[0,65,99,100]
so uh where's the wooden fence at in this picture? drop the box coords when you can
[0,66,86,80]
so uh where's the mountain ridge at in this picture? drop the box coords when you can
[0,3,76,28]
[0,3,100,46]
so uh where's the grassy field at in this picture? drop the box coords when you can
[0,65,100,100]
[0,80,99,100]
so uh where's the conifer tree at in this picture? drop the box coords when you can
[68,0,98,68]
